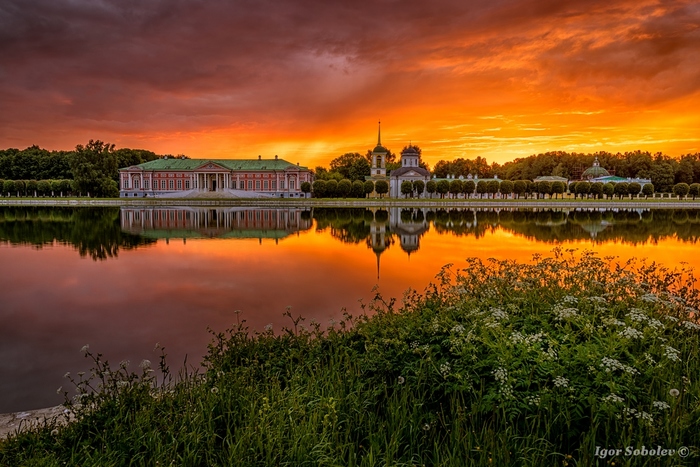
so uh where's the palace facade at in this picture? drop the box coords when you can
[119,156,313,198]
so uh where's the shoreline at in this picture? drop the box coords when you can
[3,197,700,209]
[0,405,72,440]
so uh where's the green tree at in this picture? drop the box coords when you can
[650,163,675,192]
[363,180,374,198]
[351,180,364,198]
[551,181,565,199]
[603,183,615,199]
[300,181,311,196]
[330,153,371,181]
[673,183,690,199]
[499,180,514,198]
[462,180,475,198]
[449,180,463,198]
[426,180,437,198]
[538,181,552,199]
[513,180,527,199]
[3,180,15,196]
[401,181,413,198]
[337,179,352,198]
[641,183,654,198]
[26,180,38,196]
[413,180,425,197]
[37,180,51,197]
[476,180,487,199]
[568,182,578,198]
[627,182,642,198]
[375,180,389,198]
[689,183,700,200]
[589,182,604,200]
[436,180,450,199]
[576,182,591,199]
[614,182,629,199]
[486,180,499,199]
[312,180,327,198]
[326,180,339,198]
[69,140,118,197]
[15,180,26,196]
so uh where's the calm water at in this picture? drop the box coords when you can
[2,206,700,413]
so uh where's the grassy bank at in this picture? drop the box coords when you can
[1,250,699,466]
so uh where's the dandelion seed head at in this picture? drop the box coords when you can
[398,376,405,384]
[80,344,89,354]
[211,387,219,394]
[670,388,680,397]
[139,360,151,369]
[51,428,59,436]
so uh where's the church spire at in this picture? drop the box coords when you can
[378,120,381,146]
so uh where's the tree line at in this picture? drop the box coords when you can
[432,150,700,193]
[0,141,164,197]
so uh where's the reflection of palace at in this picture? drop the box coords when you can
[120,207,312,240]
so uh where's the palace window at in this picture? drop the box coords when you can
[248,181,253,190]
[264,181,268,190]
[144,180,150,190]
[177,180,182,190]
[185,180,190,190]
[123,179,129,189]
[290,180,295,190]
[161,180,166,190]
[169,180,174,190]
[272,181,276,190]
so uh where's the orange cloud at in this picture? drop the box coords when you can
[1,0,699,167]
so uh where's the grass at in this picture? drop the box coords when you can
[1,248,699,466]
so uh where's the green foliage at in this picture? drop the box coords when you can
[412,180,425,196]
[642,183,655,198]
[363,180,374,197]
[499,180,513,197]
[3,180,15,196]
[476,180,487,198]
[401,180,413,198]
[689,183,700,200]
[513,180,527,198]
[426,180,437,197]
[3,250,699,466]
[575,181,591,198]
[486,180,499,197]
[462,179,475,197]
[351,180,365,198]
[329,153,371,181]
[589,182,604,199]
[628,182,642,197]
[326,179,339,198]
[603,182,615,198]
[69,140,118,197]
[312,180,327,198]
[375,180,389,198]
[551,181,565,199]
[37,180,51,196]
[436,180,450,198]
[614,182,629,199]
[300,181,311,194]
[673,183,690,198]
[448,179,462,198]
[337,179,352,198]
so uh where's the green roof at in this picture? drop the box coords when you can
[121,158,308,171]
[372,145,388,153]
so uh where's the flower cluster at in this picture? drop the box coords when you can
[663,345,681,362]
[602,393,624,404]
[553,305,578,321]
[621,407,653,424]
[492,367,513,398]
[652,401,670,411]
[525,395,541,406]
[553,376,569,388]
[617,326,643,339]
[439,362,451,378]
[600,357,639,375]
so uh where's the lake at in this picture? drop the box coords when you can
[2,205,700,413]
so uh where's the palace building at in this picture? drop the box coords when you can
[119,155,313,198]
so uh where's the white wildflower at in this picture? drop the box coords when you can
[617,327,643,339]
[543,346,558,360]
[439,362,451,377]
[562,295,578,305]
[647,318,664,330]
[64,372,71,379]
[264,323,273,331]
[119,360,130,368]
[525,395,541,406]
[652,401,670,411]
[398,376,405,384]
[664,316,679,322]
[56,386,62,395]
[628,309,647,322]
[600,357,639,375]
[80,344,90,354]
[644,353,657,365]
[451,324,465,335]
[588,296,607,305]
[553,376,569,388]
[553,305,578,321]
[602,393,624,404]
[640,293,659,303]
[139,359,151,369]
[490,307,508,320]
[602,317,625,327]
[663,346,681,362]
[682,321,700,330]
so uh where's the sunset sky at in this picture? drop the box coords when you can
[1,0,699,168]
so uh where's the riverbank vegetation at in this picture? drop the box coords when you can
[1,250,698,465]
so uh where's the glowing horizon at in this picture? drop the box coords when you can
[1,0,699,169]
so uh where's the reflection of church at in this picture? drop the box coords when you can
[367,207,430,279]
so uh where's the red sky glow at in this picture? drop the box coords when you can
[1,0,699,168]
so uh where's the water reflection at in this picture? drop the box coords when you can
[120,207,313,241]
[3,205,700,414]
[0,207,155,260]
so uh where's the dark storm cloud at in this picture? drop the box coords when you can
[0,0,698,148]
